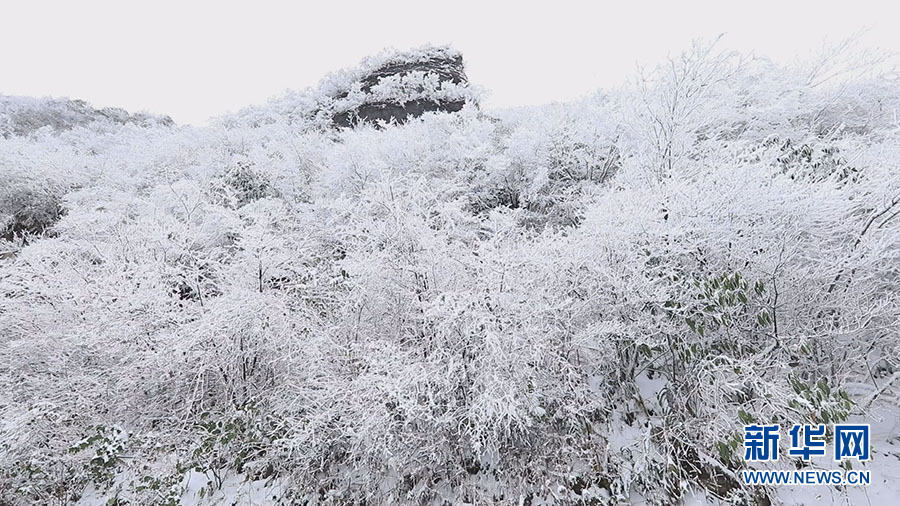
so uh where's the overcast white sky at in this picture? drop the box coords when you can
[2,1,896,125]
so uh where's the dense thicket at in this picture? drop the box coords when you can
[1,43,898,505]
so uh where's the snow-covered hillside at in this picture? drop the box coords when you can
[0,95,173,138]
[1,43,898,506]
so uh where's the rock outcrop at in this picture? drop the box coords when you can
[326,46,475,128]
[224,46,478,130]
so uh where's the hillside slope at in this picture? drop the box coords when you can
[1,43,899,506]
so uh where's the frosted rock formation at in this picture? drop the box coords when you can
[327,46,474,127]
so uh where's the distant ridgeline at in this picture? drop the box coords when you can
[0,95,174,138]
[1,45,474,136]
[228,45,479,129]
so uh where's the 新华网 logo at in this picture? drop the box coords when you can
[740,423,871,486]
